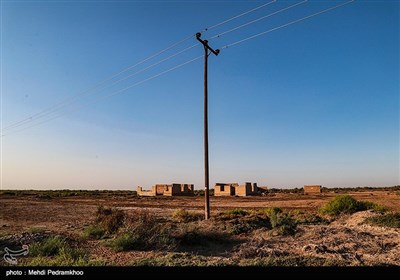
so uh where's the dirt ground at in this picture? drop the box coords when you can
[1,191,398,234]
[0,190,399,266]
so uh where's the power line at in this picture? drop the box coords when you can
[3,0,279,132]
[2,0,355,136]
[2,43,200,132]
[202,0,276,32]
[2,35,195,131]
[1,55,203,137]
[221,0,355,49]
[210,0,307,39]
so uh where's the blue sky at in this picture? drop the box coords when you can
[0,0,398,190]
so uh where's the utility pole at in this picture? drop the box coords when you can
[196,32,219,220]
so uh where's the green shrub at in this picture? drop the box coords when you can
[25,235,102,266]
[259,207,282,216]
[27,227,46,234]
[95,206,125,234]
[269,212,297,236]
[365,212,400,228]
[227,215,271,235]
[110,233,141,252]
[319,195,385,216]
[110,211,175,252]
[83,225,106,239]
[295,213,330,225]
[173,224,231,246]
[172,209,203,223]
[219,208,249,220]
[224,208,248,216]
[29,236,67,256]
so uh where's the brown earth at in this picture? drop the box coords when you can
[0,190,399,266]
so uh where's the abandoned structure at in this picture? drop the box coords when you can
[303,185,322,194]
[137,183,194,197]
[214,182,259,197]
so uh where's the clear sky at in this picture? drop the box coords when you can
[0,0,398,190]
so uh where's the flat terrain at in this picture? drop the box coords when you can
[0,189,399,266]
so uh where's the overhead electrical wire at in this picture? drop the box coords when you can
[202,0,276,32]
[210,0,307,39]
[1,55,203,137]
[2,0,279,134]
[2,0,356,137]
[221,0,355,49]
[3,42,201,133]
[2,34,195,131]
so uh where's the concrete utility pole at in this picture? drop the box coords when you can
[196,32,219,220]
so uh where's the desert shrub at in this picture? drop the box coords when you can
[110,233,141,252]
[227,215,271,235]
[25,235,102,266]
[269,212,297,236]
[27,227,46,234]
[319,195,385,216]
[173,223,231,247]
[224,208,248,216]
[95,206,125,234]
[360,201,388,213]
[83,224,106,239]
[259,207,282,216]
[29,236,67,256]
[110,211,175,252]
[229,223,255,235]
[295,213,330,225]
[218,208,249,220]
[172,209,203,223]
[365,212,400,228]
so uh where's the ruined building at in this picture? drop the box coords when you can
[214,182,259,197]
[137,183,194,196]
[303,185,322,194]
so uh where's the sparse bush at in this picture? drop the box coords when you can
[25,235,103,266]
[365,212,400,228]
[294,213,330,225]
[27,227,46,234]
[173,223,231,247]
[227,215,271,235]
[319,195,386,216]
[224,208,248,216]
[110,233,141,252]
[172,209,203,223]
[110,211,175,252]
[260,207,282,216]
[29,236,67,256]
[219,208,249,220]
[95,206,125,234]
[83,224,106,239]
[269,212,297,236]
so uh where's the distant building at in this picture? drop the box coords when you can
[214,182,259,197]
[214,183,238,196]
[137,183,194,197]
[303,185,322,194]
